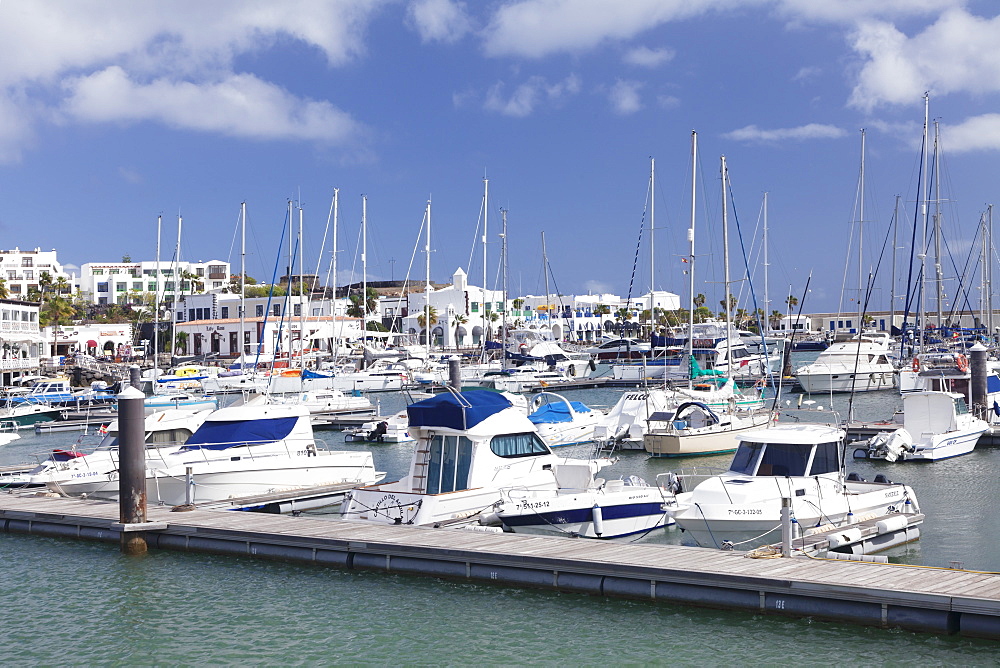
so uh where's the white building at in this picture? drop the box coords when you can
[173,314,365,359]
[399,268,508,347]
[0,248,74,299]
[44,323,134,359]
[0,299,42,383]
[78,259,231,306]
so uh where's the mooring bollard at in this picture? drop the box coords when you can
[118,386,148,555]
[449,358,461,390]
[129,364,142,391]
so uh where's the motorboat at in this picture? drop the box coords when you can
[643,402,774,458]
[853,391,988,462]
[527,392,604,447]
[49,403,384,506]
[583,338,651,361]
[483,469,673,539]
[6,379,117,408]
[793,331,896,393]
[144,392,219,414]
[593,381,765,450]
[339,390,611,527]
[0,402,64,429]
[663,423,922,549]
[344,410,414,443]
[275,388,375,416]
[29,408,213,490]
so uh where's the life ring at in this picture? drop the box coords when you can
[911,357,920,372]
[956,354,969,373]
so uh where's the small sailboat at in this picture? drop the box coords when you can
[643,401,774,458]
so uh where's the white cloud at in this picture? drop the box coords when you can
[849,9,1000,110]
[774,0,962,25]
[408,0,473,43]
[0,0,384,161]
[61,67,362,142]
[792,66,821,82]
[722,123,847,142]
[941,114,1000,153]
[657,94,680,110]
[609,80,643,115]
[484,74,581,117]
[624,46,675,68]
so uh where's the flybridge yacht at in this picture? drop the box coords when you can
[340,390,611,527]
[793,331,896,393]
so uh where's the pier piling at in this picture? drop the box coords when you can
[117,386,148,555]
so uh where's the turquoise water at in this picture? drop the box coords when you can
[1,362,999,662]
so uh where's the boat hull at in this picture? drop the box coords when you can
[496,488,671,538]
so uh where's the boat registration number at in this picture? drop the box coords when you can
[727,508,763,515]
[516,500,550,510]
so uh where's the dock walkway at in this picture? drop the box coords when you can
[1,493,998,639]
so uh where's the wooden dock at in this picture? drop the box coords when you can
[0,492,998,639]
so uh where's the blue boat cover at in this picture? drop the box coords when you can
[407,391,512,430]
[528,401,591,424]
[181,416,299,450]
[302,369,331,379]
[988,375,1000,394]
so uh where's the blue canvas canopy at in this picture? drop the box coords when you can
[528,401,591,425]
[181,416,299,451]
[302,369,331,380]
[407,391,512,430]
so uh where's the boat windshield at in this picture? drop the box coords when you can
[730,441,810,477]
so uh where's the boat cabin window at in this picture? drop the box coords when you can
[426,435,474,494]
[808,442,841,475]
[490,432,550,458]
[730,441,810,477]
[954,397,969,415]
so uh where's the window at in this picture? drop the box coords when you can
[255,305,264,317]
[489,432,550,458]
[110,269,120,274]
[196,268,205,276]
[97,282,109,293]
[293,304,301,316]
[212,282,222,289]
[148,283,157,291]
[809,442,840,475]
[21,257,32,267]
[272,304,281,316]
[7,271,15,279]
[425,435,474,493]
[24,270,32,280]
[116,283,126,292]
[221,307,229,319]
[132,282,142,290]
[164,281,175,292]
[210,264,225,275]
[471,302,479,313]
[743,442,811,477]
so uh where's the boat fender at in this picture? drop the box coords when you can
[911,357,920,372]
[591,504,604,537]
[569,365,576,377]
[589,359,597,372]
[876,515,909,534]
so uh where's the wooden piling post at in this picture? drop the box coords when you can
[449,358,461,390]
[118,386,148,555]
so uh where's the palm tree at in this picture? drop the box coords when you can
[0,278,7,299]
[453,314,468,348]
[416,306,438,345]
[785,294,799,310]
[346,287,378,319]
[485,311,500,342]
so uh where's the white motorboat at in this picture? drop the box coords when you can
[0,402,64,429]
[274,388,375,416]
[49,403,384,506]
[794,331,896,393]
[527,392,603,447]
[340,390,611,527]
[643,402,774,458]
[144,392,219,414]
[853,391,988,462]
[33,408,213,490]
[344,410,414,443]
[484,469,672,539]
[593,381,765,450]
[664,423,922,549]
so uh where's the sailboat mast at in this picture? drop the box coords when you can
[425,198,432,357]
[361,195,368,341]
[541,231,551,320]
[154,214,161,370]
[933,119,943,329]
[482,177,489,363]
[502,208,509,359]
[331,188,339,360]
[763,192,769,334]
[890,195,900,335]
[919,92,930,351]
[298,202,306,368]
[688,131,697,384]
[650,157,655,295]
[989,205,995,337]
[239,202,246,363]
[858,128,866,330]
[721,155,733,366]
[171,214,181,358]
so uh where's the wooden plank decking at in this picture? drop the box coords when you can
[1,492,998,639]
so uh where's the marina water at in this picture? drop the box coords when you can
[2,365,998,660]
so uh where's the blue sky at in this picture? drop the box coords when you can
[1,0,999,316]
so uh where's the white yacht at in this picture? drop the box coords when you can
[527,392,603,447]
[853,391,988,462]
[340,390,611,527]
[49,403,383,506]
[793,331,896,393]
[663,423,922,549]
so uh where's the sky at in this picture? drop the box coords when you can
[2,0,1000,317]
